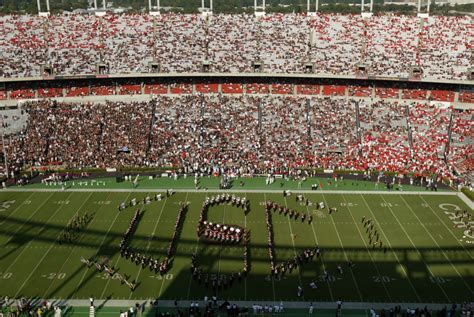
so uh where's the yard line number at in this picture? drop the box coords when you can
[380,202,398,207]
[148,274,174,280]
[0,272,13,279]
[53,200,70,205]
[0,200,15,211]
[429,276,450,284]
[94,201,111,205]
[340,202,357,207]
[372,275,394,283]
[42,273,66,280]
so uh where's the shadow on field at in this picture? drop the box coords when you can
[1,213,474,263]
[1,213,474,303]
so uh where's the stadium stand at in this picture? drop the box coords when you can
[375,87,399,99]
[296,84,320,95]
[221,83,244,94]
[322,85,346,96]
[0,9,473,311]
[1,13,472,80]
[447,108,473,177]
[3,95,469,181]
[458,89,474,103]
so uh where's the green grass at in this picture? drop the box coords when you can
[0,189,472,304]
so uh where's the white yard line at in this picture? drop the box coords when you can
[359,194,422,302]
[186,192,207,300]
[302,199,335,301]
[40,192,95,298]
[320,193,363,302]
[14,192,76,297]
[398,195,474,295]
[456,192,474,210]
[282,197,305,301]
[157,192,188,298]
[263,193,277,302]
[244,192,248,301]
[100,192,153,299]
[377,195,451,303]
[99,248,130,299]
[71,192,132,298]
[130,193,169,299]
[215,194,228,299]
[0,192,36,226]
[418,195,474,260]
[1,192,55,265]
[2,192,54,245]
[340,194,392,302]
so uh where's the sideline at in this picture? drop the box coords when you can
[2,188,458,195]
[457,192,474,210]
[41,299,453,310]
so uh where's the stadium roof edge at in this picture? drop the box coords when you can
[1,72,473,86]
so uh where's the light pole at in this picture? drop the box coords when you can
[307,0,319,14]
[361,0,373,17]
[201,0,213,15]
[254,0,265,16]
[37,0,50,16]
[149,0,160,14]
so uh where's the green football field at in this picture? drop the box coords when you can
[0,187,472,304]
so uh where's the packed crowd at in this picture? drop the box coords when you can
[447,109,473,178]
[0,297,63,317]
[1,13,471,79]
[5,96,471,181]
[364,16,418,77]
[355,99,409,173]
[369,303,470,317]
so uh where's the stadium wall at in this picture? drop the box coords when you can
[0,74,473,105]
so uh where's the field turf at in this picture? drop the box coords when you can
[0,188,472,304]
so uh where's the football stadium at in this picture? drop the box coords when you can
[0,0,473,316]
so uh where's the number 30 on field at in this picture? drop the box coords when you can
[43,273,66,279]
